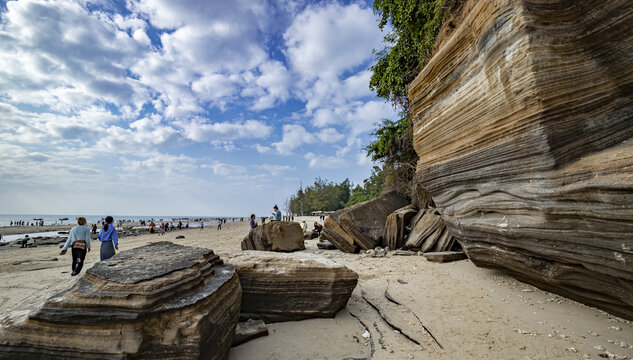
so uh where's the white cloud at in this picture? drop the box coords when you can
[202,161,247,176]
[256,144,272,153]
[178,119,273,142]
[304,152,346,169]
[284,3,382,80]
[257,164,293,176]
[272,124,316,155]
[121,152,197,177]
[316,128,344,143]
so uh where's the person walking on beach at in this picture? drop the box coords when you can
[249,214,257,233]
[91,223,97,234]
[200,221,204,230]
[60,217,91,276]
[217,219,222,230]
[97,216,118,261]
[272,205,281,221]
[21,235,30,248]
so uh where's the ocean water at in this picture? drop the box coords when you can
[0,214,223,227]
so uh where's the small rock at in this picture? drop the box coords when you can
[595,345,605,351]
[619,342,629,348]
[362,330,371,339]
[175,235,185,239]
[610,326,622,331]
[397,279,408,284]
[567,347,578,353]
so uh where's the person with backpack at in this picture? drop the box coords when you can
[97,216,118,261]
[60,217,91,276]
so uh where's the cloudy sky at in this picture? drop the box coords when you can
[0,0,396,217]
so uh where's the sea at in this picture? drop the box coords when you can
[0,214,237,242]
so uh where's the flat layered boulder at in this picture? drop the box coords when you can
[408,0,633,318]
[0,242,241,360]
[227,251,358,323]
[323,191,409,252]
[241,221,305,252]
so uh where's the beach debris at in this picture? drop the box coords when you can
[317,240,337,250]
[423,251,467,263]
[567,347,578,353]
[175,235,185,239]
[227,251,358,323]
[362,330,371,339]
[322,191,409,252]
[0,242,241,359]
[610,326,622,331]
[232,319,269,347]
[598,351,629,359]
[620,342,630,348]
[384,205,418,250]
[241,221,305,252]
[397,279,408,284]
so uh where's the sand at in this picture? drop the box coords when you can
[0,216,631,359]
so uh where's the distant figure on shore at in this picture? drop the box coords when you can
[217,220,222,230]
[261,217,266,224]
[249,214,257,233]
[272,205,281,221]
[301,221,307,232]
[60,217,91,276]
[98,216,118,261]
[200,221,204,230]
[149,221,156,233]
[91,223,97,234]
[21,235,30,248]
[0,232,2,242]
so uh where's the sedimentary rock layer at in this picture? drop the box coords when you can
[0,242,241,359]
[241,221,305,252]
[227,251,358,323]
[384,205,418,250]
[323,191,409,252]
[407,0,633,318]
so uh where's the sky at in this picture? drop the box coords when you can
[0,0,398,217]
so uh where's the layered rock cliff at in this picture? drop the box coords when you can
[408,0,633,319]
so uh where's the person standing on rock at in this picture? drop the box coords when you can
[272,205,281,221]
[60,217,91,276]
[249,214,257,233]
[98,216,118,261]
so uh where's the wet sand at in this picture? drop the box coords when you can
[0,217,631,359]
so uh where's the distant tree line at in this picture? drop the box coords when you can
[289,178,352,214]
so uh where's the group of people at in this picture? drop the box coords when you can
[58,216,119,276]
[9,220,44,226]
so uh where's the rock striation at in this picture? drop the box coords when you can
[407,0,633,318]
[323,191,409,252]
[227,251,358,323]
[241,221,305,252]
[405,209,455,252]
[0,241,241,359]
[383,205,418,250]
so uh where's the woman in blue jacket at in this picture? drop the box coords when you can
[97,216,118,260]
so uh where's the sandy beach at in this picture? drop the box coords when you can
[0,217,631,360]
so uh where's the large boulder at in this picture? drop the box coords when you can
[0,242,241,360]
[408,0,633,318]
[227,251,358,323]
[383,205,418,250]
[241,221,305,252]
[322,191,409,252]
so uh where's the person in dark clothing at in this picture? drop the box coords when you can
[60,217,91,276]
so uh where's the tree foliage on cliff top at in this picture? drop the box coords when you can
[370,0,449,110]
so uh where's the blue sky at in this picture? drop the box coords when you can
[0,0,397,217]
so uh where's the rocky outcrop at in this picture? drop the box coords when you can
[227,251,358,323]
[0,242,241,359]
[323,191,409,252]
[383,205,418,250]
[241,221,305,252]
[408,0,633,318]
[405,209,455,252]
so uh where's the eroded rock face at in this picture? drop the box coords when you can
[0,242,241,359]
[227,251,358,323]
[241,221,305,252]
[384,205,418,250]
[322,191,409,252]
[408,0,633,318]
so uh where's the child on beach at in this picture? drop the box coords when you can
[249,214,257,233]
[21,235,30,248]
[60,217,91,276]
[97,216,118,261]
